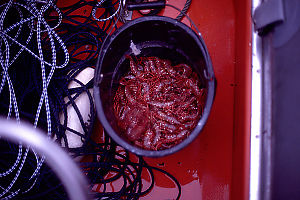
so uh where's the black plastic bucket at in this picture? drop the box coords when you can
[94,16,215,157]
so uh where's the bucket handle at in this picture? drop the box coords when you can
[126,0,165,11]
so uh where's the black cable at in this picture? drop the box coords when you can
[176,0,192,21]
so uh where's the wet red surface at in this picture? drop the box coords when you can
[133,0,251,199]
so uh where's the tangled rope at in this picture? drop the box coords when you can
[0,0,69,198]
[0,0,183,199]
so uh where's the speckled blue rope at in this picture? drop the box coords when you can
[0,0,102,197]
[0,34,23,187]
[30,0,55,180]
[0,0,68,198]
[0,34,27,197]
[2,2,69,69]
[0,3,23,188]
[0,2,33,197]
[25,0,70,180]
[92,0,122,22]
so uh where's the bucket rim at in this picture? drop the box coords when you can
[94,16,215,157]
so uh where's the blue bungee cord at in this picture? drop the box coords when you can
[0,0,114,197]
[0,0,68,198]
[0,3,26,197]
[92,0,122,22]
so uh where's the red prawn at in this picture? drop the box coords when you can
[113,56,206,150]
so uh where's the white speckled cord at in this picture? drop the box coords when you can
[92,0,122,21]
[0,0,69,198]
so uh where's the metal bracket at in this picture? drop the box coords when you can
[253,0,285,35]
